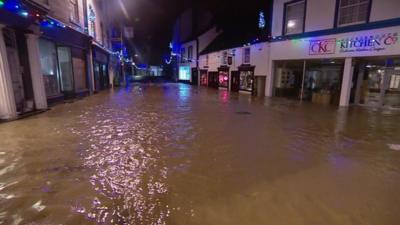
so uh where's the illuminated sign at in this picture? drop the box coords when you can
[179,66,191,81]
[309,32,399,55]
[309,38,336,55]
[338,33,398,53]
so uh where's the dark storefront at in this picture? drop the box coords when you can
[0,9,38,114]
[39,24,91,102]
[200,69,208,86]
[93,46,110,92]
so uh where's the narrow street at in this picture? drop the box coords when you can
[0,83,399,225]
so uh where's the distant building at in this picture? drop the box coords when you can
[171,7,220,83]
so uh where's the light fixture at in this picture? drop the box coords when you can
[287,20,296,28]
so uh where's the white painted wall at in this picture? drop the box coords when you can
[370,0,400,22]
[179,40,197,69]
[305,0,336,32]
[272,0,400,37]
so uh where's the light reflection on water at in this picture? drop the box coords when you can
[0,83,399,225]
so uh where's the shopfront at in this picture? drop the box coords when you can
[352,57,400,108]
[268,26,400,107]
[218,66,229,89]
[200,69,208,86]
[93,46,110,91]
[238,65,255,93]
[179,65,191,82]
[274,59,343,105]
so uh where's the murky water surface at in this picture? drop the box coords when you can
[1,83,400,225]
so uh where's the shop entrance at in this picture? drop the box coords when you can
[352,57,400,108]
[231,71,240,92]
[274,59,344,105]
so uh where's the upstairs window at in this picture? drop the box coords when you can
[205,54,209,66]
[222,51,228,65]
[180,48,186,63]
[284,0,306,35]
[337,0,370,27]
[243,48,251,64]
[188,46,193,61]
[70,0,79,23]
[88,5,96,38]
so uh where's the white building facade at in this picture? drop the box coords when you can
[178,27,220,84]
[266,0,400,107]
[199,41,269,96]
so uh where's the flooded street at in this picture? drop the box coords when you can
[1,83,400,225]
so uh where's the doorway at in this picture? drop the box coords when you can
[353,57,400,108]
[4,28,25,113]
[231,71,240,92]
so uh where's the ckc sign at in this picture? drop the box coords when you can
[309,38,336,55]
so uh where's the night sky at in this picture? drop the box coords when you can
[115,0,270,64]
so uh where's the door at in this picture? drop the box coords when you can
[191,68,198,86]
[4,29,25,113]
[231,71,240,92]
[57,47,74,93]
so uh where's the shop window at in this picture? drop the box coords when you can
[57,47,74,92]
[88,5,96,38]
[38,39,61,97]
[337,0,370,27]
[240,70,254,91]
[284,0,306,35]
[69,0,79,23]
[219,71,229,88]
[243,48,251,64]
[188,46,193,62]
[222,51,228,65]
[390,74,400,89]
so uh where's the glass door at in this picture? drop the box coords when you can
[57,47,74,93]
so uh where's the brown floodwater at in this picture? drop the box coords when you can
[0,83,400,225]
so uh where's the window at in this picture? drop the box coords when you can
[337,0,370,27]
[243,48,251,64]
[38,39,61,97]
[205,54,209,66]
[188,46,193,61]
[180,48,185,63]
[284,0,306,35]
[88,5,96,38]
[69,0,79,23]
[222,51,228,65]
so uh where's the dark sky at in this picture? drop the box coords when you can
[115,0,269,64]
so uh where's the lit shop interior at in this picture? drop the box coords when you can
[218,70,229,88]
[239,70,254,92]
[351,57,400,108]
[179,66,191,82]
[274,59,344,105]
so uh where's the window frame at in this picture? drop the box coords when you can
[69,0,80,24]
[222,51,228,65]
[180,48,186,63]
[334,0,372,28]
[188,46,193,62]
[282,0,307,36]
[243,47,251,64]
